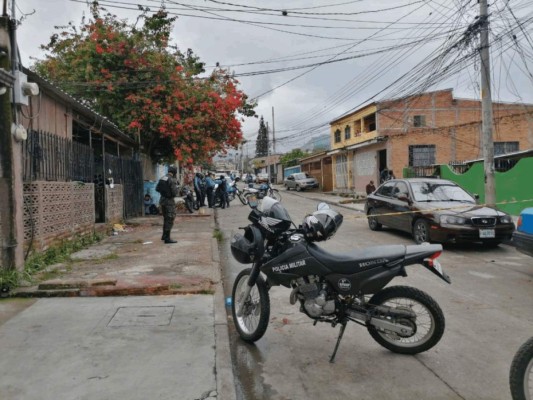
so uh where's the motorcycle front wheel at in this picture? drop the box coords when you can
[268,189,281,201]
[510,336,533,400]
[185,198,195,213]
[237,192,248,205]
[231,268,270,342]
[367,285,445,355]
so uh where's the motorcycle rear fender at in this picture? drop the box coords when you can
[404,244,451,284]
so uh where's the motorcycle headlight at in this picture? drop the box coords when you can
[499,215,513,224]
[440,215,467,225]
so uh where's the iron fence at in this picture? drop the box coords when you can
[22,130,94,182]
[105,154,143,218]
[404,165,440,178]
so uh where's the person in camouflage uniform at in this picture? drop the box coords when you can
[156,165,180,244]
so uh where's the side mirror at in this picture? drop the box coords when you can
[473,193,480,200]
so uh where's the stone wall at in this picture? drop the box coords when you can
[105,184,123,223]
[23,182,95,251]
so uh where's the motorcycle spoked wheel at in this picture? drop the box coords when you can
[238,193,248,205]
[231,268,270,342]
[510,336,533,400]
[367,286,445,355]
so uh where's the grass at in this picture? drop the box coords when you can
[213,228,224,242]
[0,232,103,293]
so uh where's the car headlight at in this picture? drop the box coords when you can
[499,215,513,224]
[440,215,467,225]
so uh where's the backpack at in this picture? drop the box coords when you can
[156,176,172,198]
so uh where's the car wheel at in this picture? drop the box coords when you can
[367,208,382,231]
[296,185,301,192]
[413,219,431,244]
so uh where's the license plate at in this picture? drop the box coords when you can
[479,229,495,238]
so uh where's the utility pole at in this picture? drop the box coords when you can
[1,7,20,270]
[480,0,496,206]
[272,106,276,154]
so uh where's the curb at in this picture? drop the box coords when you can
[211,211,237,400]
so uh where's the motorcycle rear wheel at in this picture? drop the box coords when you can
[231,268,270,342]
[367,286,445,355]
[510,336,533,400]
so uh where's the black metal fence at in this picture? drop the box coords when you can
[403,165,441,178]
[105,154,143,218]
[22,130,94,182]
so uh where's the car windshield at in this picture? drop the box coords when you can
[293,173,306,180]
[410,182,475,203]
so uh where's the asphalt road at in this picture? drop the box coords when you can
[217,191,533,400]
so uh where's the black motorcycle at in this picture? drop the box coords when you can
[243,181,281,203]
[230,197,451,362]
[180,185,198,213]
[510,336,533,400]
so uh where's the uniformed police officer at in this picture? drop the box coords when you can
[156,165,180,244]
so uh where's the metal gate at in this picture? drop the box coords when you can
[105,154,144,219]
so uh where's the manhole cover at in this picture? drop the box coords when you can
[108,306,175,327]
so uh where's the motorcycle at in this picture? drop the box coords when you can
[243,181,281,203]
[180,185,198,213]
[510,336,533,400]
[230,197,451,362]
[228,180,248,205]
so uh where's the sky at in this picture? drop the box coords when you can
[11,0,533,156]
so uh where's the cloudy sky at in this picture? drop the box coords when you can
[13,0,533,155]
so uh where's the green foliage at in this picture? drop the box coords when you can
[33,3,256,165]
[280,149,307,167]
[212,228,224,242]
[0,232,103,293]
[255,116,269,158]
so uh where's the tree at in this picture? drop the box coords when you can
[33,3,255,164]
[255,116,269,157]
[280,148,307,167]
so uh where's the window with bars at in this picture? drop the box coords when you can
[413,115,426,127]
[344,125,351,140]
[409,145,436,166]
[494,141,519,156]
[334,129,341,143]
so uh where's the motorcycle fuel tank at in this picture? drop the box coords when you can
[261,241,331,287]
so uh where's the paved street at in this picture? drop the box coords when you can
[217,189,533,400]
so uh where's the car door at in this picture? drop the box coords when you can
[371,181,396,226]
[388,181,411,231]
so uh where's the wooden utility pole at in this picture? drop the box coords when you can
[480,0,496,205]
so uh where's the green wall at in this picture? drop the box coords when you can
[439,158,533,215]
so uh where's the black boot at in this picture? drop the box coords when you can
[164,230,177,244]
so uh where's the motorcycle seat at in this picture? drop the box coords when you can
[307,243,406,274]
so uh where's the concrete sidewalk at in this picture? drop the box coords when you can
[0,211,237,400]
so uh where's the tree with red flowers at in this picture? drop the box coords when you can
[34,3,255,164]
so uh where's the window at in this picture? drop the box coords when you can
[334,129,341,143]
[377,182,395,197]
[344,125,351,140]
[413,115,426,127]
[409,145,436,167]
[494,141,519,156]
[394,182,409,198]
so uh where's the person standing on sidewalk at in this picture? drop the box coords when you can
[156,165,180,244]
[205,173,216,208]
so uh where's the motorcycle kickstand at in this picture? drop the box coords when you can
[329,320,348,363]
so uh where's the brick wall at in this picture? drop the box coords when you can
[23,182,95,251]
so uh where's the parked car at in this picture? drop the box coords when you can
[364,178,515,246]
[512,208,533,257]
[284,172,319,191]
[256,173,269,183]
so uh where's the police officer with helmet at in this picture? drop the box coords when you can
[156,165,180,244]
